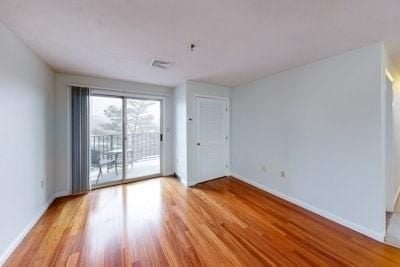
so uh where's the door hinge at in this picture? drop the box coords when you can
[160,133,163,142]
[226,107,228,112]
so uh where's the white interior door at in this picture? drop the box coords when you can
[195,97,229,183]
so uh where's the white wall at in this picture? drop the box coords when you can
[230,44,386,241]
[386,71,400,211]
[173,83,188,185]
[54,74,174,195]
[393,80,400,209]
[384,58,400,212]
[385,76,396,211]
[0,22,55,264]
[173,81,231,186]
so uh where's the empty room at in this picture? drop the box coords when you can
[2,0,400,266]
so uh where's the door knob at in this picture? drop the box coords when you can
[196,142,200,146]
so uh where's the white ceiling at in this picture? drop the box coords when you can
[0,0,400,87]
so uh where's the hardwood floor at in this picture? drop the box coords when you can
[5,176,400,266]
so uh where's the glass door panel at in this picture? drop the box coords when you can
[125,98,161,179]
[90,95,123,186]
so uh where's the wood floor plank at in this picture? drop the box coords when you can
[5,176,400,266]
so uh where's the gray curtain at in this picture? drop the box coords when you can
[71,86,90,194]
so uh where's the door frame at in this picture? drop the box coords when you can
[89,89,165,189]
[193,95,230,184]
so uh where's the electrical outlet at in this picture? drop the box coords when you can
[280,171,286,178]
[261,164,267,173]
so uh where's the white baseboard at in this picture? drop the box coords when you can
[174,173,188,187]
[187,181,197,187]
[231,173,385,243]
[54,191,70,198]
[0,194,57,266]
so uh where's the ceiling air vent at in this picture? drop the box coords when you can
[151,59,174,69]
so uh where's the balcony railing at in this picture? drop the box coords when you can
[90,132,160,163]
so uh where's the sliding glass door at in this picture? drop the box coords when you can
[89,94,162,188]
[90,96,123,185]
[125,98,161,179]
